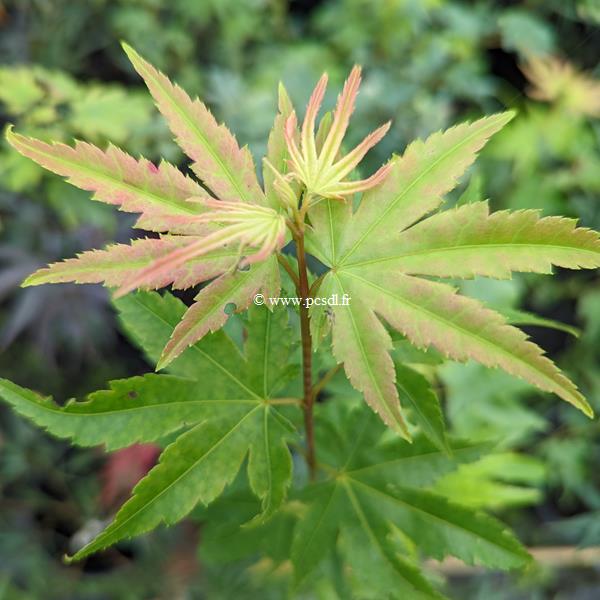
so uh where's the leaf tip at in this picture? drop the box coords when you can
[121,42,143,69]
[20,273,36,288]
[5,124,23,150]
[4,123,15,140]
[498,109,517,126]
[155,352,172,372]
[120,40,134,55]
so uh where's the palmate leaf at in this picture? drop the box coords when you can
[291,402,527,597]
[0,292,300,560]
[306,113,600,436]
[8,44,286,368]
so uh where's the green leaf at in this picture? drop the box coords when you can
[349,483,530,569]
[68,413,254,561]
[0,374,203,450]
[291,482,346,582]
[315,401,486,489]
[456,172,483,206]
[500,307,580,338]
[434,452,546,510]
[0,291,299,561]
[198,488,298,565]
[391,335,444,365]
[394,362,449,453]
[291,402,527,591]
[339,517,445,600]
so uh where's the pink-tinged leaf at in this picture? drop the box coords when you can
[6,127,202,226]
[327,276,410,438]
[305,111,598,431]
[317,161,392,200]
[341,266,593,417]
[279,67,391,200]
[339,112,516,265]
[326,121,391,182]
[114,227,253,297]
[23,238,238,290]
[301,73,329,173]
[115,202,286,297]
[351,201,600,277]
[134,213,214,235]
[319,66,362,168]
[158,257,280,369]
[122,43,264,205]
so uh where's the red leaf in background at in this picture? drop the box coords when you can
[101,443,160,510]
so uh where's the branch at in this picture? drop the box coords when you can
[312,363,342,400]
[277,253,300,289]
[294,230,316,480]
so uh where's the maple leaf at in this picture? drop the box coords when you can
[306,112,600,438]
[290,401,528,596]
[522,55,600,117]
[0,293,300,559]
[8,44,288,367]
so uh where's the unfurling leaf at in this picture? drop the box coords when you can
[281,66,391,200]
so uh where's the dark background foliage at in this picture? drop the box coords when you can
[0,0,599,597]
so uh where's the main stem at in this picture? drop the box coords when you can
[294,230,316,479]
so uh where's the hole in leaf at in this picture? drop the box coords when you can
[224,302,237,315]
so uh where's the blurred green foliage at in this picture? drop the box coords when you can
[0,0,599,597]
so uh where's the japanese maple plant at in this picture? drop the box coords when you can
[2,44,600,597]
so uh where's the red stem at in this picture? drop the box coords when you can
[294,231,316,479]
